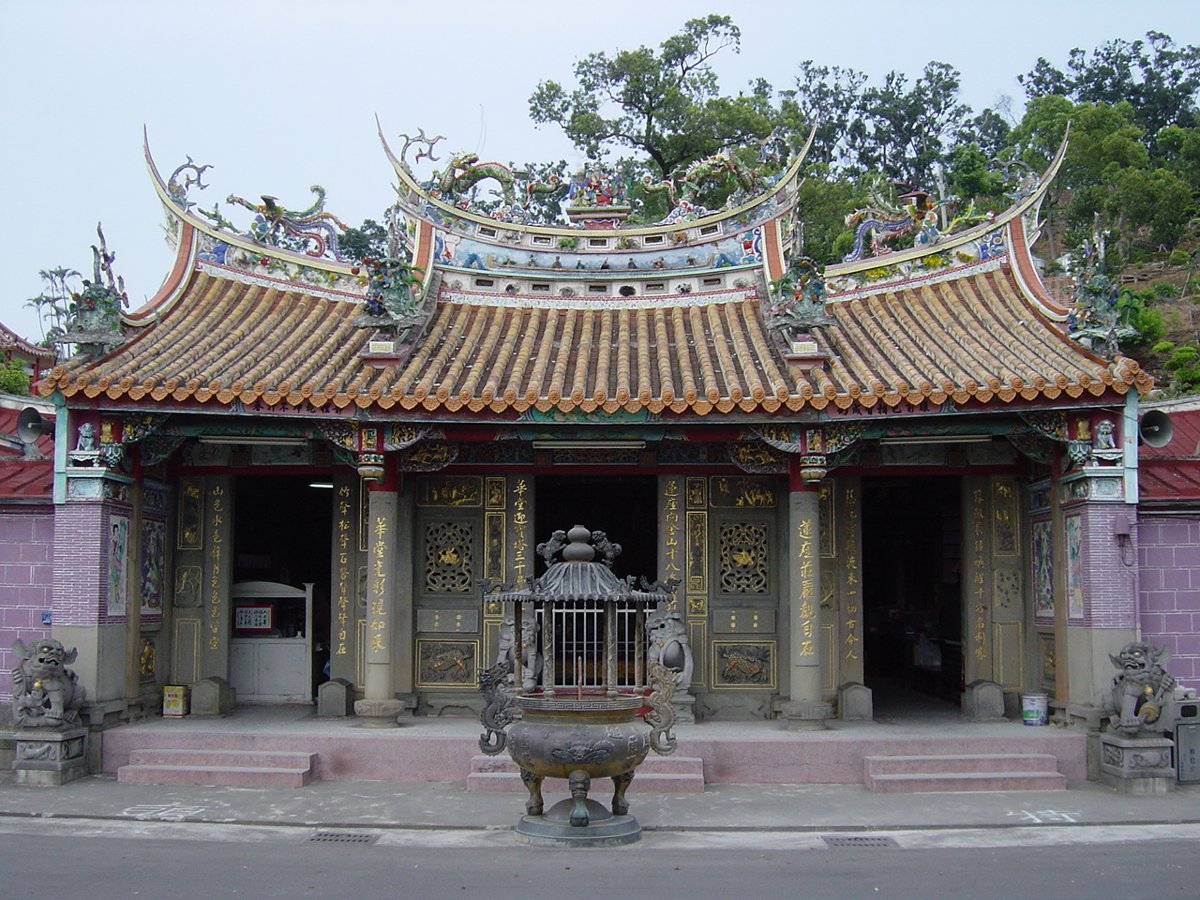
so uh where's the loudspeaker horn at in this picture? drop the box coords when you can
[16,406,51,445]
[1139,409,1174,448]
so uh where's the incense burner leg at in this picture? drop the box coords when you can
[568,769,592,827]
[611,770,634,816]
[519,768,544,816]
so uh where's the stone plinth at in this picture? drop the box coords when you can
[962,680,1005,720]
[317,678,355,717]
[1099,732,1176,794]
[190,677,235,716]
[354,698,405,728]
[838,682,873,721]
[12,727,88,786]
[780,699,831,731]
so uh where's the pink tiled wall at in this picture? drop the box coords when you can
[0,507,54,700]
[1138,514,1200,689]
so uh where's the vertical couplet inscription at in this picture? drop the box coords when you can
[796,516,816,660]
[512,479,528,582]
[208,484,224,650]
[971,487,989,662]
[370,514,388,655]
[843,485,860,662]
[664,479,682,590]
[334,484,352,656]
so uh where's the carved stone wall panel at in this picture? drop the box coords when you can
[711,640,776,690]
[686,477,707,510]
[710,476,777,508]
[176,477,203,550]
[417,608,481,633]
[718,522,770,594]
[686,511,707,595]
[712,608,776,634]
[416,639,478,688]
[688,620,707,688]
[485,477,506,510]
[484,512,506,582]
[423,520,475,594]
[417,475,482,507]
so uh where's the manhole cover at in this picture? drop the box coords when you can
[821,835,898,849]
[309,831,381,845]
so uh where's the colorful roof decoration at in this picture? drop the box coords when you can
[36,127,1152,420]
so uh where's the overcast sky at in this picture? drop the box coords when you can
[1,0,1195,343]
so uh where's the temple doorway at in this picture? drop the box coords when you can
[534,475,657,579]
[861,475,963,715]
[231,474,333,699]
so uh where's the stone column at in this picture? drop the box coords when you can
[393,480,416,715]
[355,476,404,727]
[781,461,830,729]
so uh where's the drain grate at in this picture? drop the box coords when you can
[821,835,898,849]
[309,831,381,845]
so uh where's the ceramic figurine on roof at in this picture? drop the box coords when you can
[225,185,349,260]
[566,162,631,226]
[55,224,127,358]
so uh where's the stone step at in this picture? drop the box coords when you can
[865,771,1068,793]
[467,754,705,793]
[128,748,317,770]
[117,748,316,787]
[864,753,1066,793]
[864,753,1061,777]
[118,764,313,788]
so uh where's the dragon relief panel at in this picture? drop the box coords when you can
[424,521,475,594]
[712,641,776,689]
[416,639,478,688]
[719,522,770,594]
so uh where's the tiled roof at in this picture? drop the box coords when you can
[0,406,53,499]
[39,259,1149,417]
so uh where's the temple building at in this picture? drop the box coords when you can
[26,123,1163,735]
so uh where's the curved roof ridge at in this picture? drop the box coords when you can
[379,118,815,240]
[826,128,1070,280]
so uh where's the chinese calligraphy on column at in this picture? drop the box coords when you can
[369,514,388,655]
[796,517,816,659]
[208,484,224,650]
[843,485,860,662]
[335,484,352,656]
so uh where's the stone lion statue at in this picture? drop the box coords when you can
[11,638,86,728]
[647,608,693,690]
[1107,641,1174,738]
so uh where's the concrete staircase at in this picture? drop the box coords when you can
[467,753,706,793]
[117,748,317,787]
[863,753,1067,793]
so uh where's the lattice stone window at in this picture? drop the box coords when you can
[424,521,475,593]
[719,522,769,594]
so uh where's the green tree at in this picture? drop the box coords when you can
[338,219,388,264]
[847,61,972,189]
[529,15,786,178]
[0,360,30,395]
[24,266,80,346]
[1020,32,1200,140]
[784,60,867,167]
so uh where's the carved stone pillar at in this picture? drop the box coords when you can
[355,476,404,727]
[781,461,830,729]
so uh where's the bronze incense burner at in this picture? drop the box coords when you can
[479,525,678,844]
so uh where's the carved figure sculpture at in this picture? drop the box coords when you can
[1107,642,1175,737]
[842,206,916,261]
[478,661,517,754]
[11,638,86,727]
[646,608,694,690]
[495,606,542,692]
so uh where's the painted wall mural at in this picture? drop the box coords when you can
[1032,519,1053,618]
[108,514,129,617]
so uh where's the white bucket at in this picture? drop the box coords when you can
[1021,693,1049,726]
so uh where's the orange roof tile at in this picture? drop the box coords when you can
[39,260,1150,417]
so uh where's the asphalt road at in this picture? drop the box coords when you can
[1,826,1197,898]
